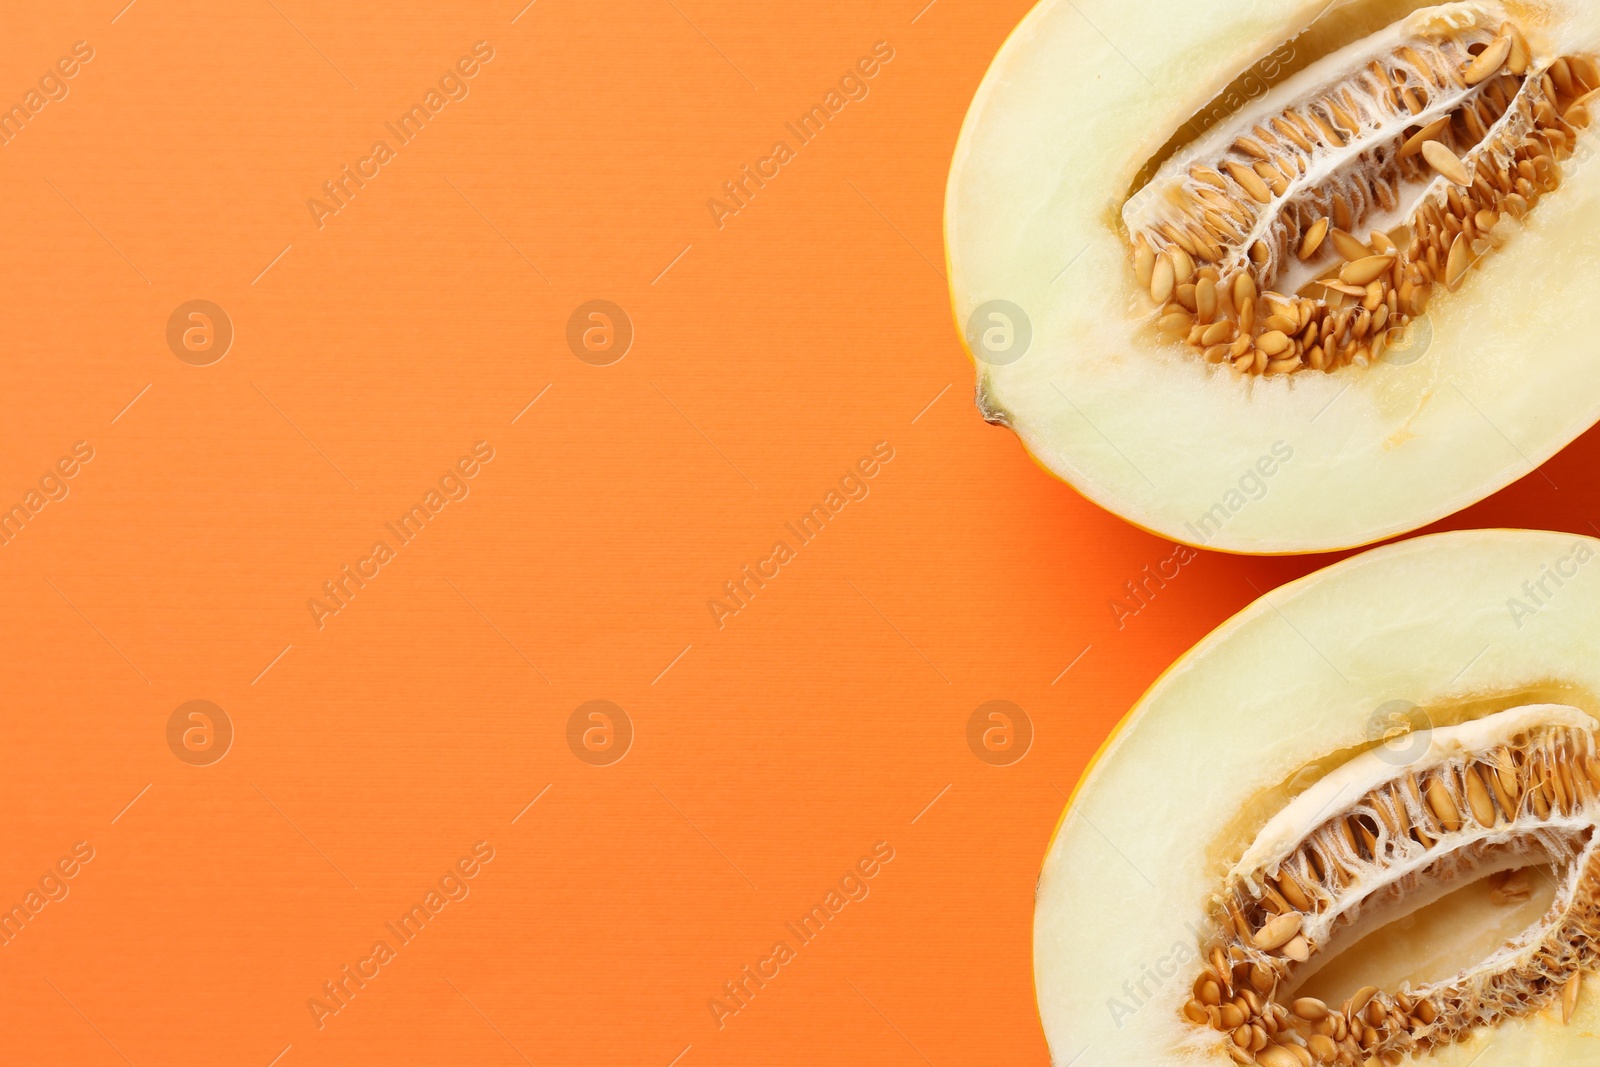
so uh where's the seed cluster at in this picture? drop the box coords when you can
[1128,21,1600,376]
[1184,724,1600,1065]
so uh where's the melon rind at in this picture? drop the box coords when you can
[1036,529,1600,1064]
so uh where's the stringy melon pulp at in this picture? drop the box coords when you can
[946,0,1600,554]
[1037,530,1600,1065]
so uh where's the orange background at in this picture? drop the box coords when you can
[5,2,1600,1064]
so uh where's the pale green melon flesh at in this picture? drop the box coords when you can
[947,0,1600,553]
[1296,869,1556,1007]
[1036,529,1600,1064]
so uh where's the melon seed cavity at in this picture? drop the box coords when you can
[1182,705,1600,1065]
[1124,4,1599,375]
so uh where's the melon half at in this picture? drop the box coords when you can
[946,0,1600,554]
[1036,529,1600,1065]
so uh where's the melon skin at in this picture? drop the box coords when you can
[1036,529,1600,1065]
[946,0,1600,554]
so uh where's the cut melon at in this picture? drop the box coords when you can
[1036,529,1600,1065]
[946,1,1600,553]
